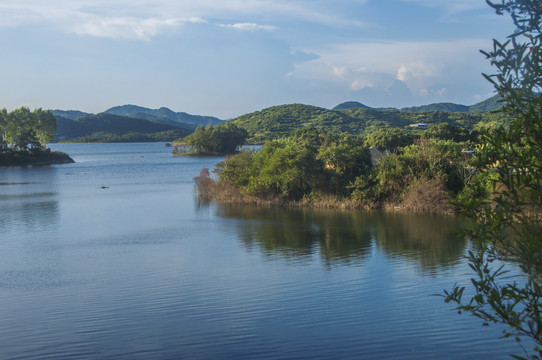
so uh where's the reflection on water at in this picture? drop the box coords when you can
[0,168,59,232]
[373,212,466,272]
[215,205,466,272]
[0,199,59,231]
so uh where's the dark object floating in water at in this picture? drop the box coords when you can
[100,186,109,189]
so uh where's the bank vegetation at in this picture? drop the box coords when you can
[194,125,498,215]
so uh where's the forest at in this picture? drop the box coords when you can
[193,123,494,214]
[222,103,510,143]
[54,113,191,143]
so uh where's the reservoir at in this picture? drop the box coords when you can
[0,143,521,359]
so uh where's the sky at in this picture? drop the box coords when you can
[0,0,513,119]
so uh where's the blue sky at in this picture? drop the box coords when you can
[0,0,512,118]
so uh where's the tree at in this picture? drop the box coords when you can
[33,108,56,147]
[180,123,247,155]
[443,1,542,359]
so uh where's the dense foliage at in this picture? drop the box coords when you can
[443,1,542,359]
[0,107,56,151]
[174,123,248,155]
[196,126,484,214]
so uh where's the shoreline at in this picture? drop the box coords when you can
[199,196,460,216]
[0,150,75,167]
[194,178,459,216]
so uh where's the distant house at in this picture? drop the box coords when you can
[409,123,428,128]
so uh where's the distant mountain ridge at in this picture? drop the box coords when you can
[227,101,510,143]
[103,105,223,129]
[54,113,192,142]
[332,95,504,113]
[53,105,223,142]
[52,95,505,143]
[54,105,222,129]
[52,110,93,120]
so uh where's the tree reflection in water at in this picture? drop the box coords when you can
[214,205,467,272]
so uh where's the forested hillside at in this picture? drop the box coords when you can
[55,113,191,142]
[226,103,510,143]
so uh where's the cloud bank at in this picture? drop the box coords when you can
[289,39,492,105]
[0,0,365,40]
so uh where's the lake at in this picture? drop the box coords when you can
[0,143,521,359]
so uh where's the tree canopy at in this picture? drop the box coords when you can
[0,107,56,151]
[443,1,542,359]
[174,123,248,155]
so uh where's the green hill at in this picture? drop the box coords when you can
[227,104,354,143]
[55,113,191,142]
[226,103,511,143]
[468,95,504,112]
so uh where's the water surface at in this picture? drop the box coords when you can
[0,143,521,359]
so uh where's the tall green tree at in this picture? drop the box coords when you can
[443,1,542,359]
[33,108,56,147]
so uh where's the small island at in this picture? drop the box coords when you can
[172,123,247,156]
[0,107,74,166]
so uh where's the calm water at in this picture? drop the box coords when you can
[0,143,521,359]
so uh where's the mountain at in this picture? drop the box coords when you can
[332,101,372,111]
[55,113,191,142]
[104,105,223,130]
[331,95,504,114]
[226,103,511,143]
[468,95,504,112]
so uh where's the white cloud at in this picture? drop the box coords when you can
[332,65,348,78]
[219,23,277,32]
[396,62,437,83]
[436,87,447,96]
[350,79,374,91]
[289,39,491,99]
[0,0,366,39]
[70,17,205,40]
